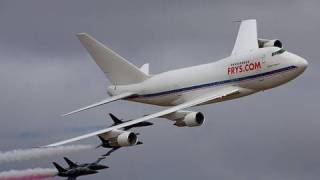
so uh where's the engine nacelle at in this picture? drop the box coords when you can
[258,39,282,48]
[100,131,137,147]
[174,112,205,127]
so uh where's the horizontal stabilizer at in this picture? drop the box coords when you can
[62,92,135,116]
[140,63,150,75]
[53,162,66,173]
[64,157,78,168]
[109,113,123,125]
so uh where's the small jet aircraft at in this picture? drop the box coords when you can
[63,157,108,171]
[53,157,108,180]
[96,113,151,156]
[108,113,153,131]
[46,19,308,148]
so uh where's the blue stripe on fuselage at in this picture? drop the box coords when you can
[133,65,297,98]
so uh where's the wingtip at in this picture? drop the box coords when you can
[43,144,58,148]
[232,19,256,23]
[61,110,78,117]
[61,113,70,117]
[61,110,79,117]
[61,113,68,117]
[76,33,88,37]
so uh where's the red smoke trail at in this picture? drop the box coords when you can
[0,145,94,164]
[0,168,57,180]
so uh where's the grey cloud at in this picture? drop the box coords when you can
[0,0,319,179]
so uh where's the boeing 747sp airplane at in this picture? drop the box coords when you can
[46,19,308,147]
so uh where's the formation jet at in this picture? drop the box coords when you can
[108,113,153,131]
[46,19,308,147]
[53,157,108,180]
[63,156,108,171]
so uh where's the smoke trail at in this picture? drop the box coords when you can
[0,168,57,180]
[0,145,93,164]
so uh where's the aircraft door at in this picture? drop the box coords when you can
[257,54,266,82]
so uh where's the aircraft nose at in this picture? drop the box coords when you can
[296,56,308,70]
[96,165,109,170]
[100,165,109,169]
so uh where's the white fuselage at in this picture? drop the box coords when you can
[107,47,308,106]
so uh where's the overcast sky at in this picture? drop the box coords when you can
[0,0,319,180]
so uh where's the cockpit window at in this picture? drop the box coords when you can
[272,49,286,56]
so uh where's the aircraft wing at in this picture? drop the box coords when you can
[231,19,259,55]
[62,92,135,116]
[45,86,239,147]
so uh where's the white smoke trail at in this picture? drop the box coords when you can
[0,168,57,180]
[0,145,94,164]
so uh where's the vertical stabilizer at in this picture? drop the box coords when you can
[77,33,150,85]
[53,162,66,173]
[231,19,259,55]
[109,113,123,125]
[64,157,78,168]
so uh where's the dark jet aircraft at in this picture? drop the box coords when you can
[108,113,153,130]
[53,157,108,180]
[63,156,108,171]
[96,113,153,156]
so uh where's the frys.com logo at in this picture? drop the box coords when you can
[227,61,262,75]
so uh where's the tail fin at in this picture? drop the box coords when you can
[76,33,150,85]
[109,113,123,125]
[63,157,78,168]
[98,136,106,142]
[53,162,66,173]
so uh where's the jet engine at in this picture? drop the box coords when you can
[258,39,282,48]
[174,112,205,127]
[161,110,205,127]
[108,131,137,147]
[98,130,137,147]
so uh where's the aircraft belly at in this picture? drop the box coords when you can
[129,93,180,106]
[199,87,255,105]
[237,78,265,90]
[239,69,300,90]
[130,85,255,106]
